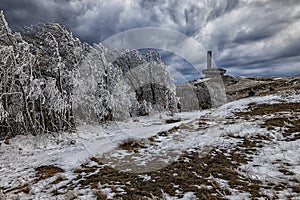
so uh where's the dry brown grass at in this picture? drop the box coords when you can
[165,118,182,124]
[236,102,300,142]
[237,102,300,117]
[50,176,66,185]
[157,126,180,137]
[68,139,276,199]
[2,165,64,195]
[94,191,107,199]
[117,139,147,152]
[4,183,31,195]
[35,165,64,180]
[278,168,295,176]
[225,76,300,100]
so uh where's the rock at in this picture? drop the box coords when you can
[70,140,76,145]
[248,89,256,96]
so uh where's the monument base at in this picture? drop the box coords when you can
[202,68,226,78]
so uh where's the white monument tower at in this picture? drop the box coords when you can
[202,51,226,77]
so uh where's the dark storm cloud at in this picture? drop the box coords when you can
[1,0,300,78]
[199,0,300,76]
[0,0,77,28]
[0,0,129,43]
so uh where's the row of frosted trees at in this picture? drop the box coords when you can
[0,11,177,139]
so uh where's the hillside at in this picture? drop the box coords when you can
[177,75,300,111]
[1,82,299,199]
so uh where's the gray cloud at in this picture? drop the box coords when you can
[198,0,300,76]
[1,0,300,79]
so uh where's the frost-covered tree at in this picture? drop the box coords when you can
[21,22,85,130]
[114,49,146,73]
[0,11,84,137]
[0,11,37,136]
[0,10,177,139]
[114,49,177,115]
[73,44,137,122]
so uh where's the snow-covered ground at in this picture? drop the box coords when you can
[1,89,300,199]
[0,111,205,199]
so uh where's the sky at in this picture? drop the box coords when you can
[1,0,300,83]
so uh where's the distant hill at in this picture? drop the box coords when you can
[177,75,300,111]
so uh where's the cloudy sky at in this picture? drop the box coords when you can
[1,0,300,82]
